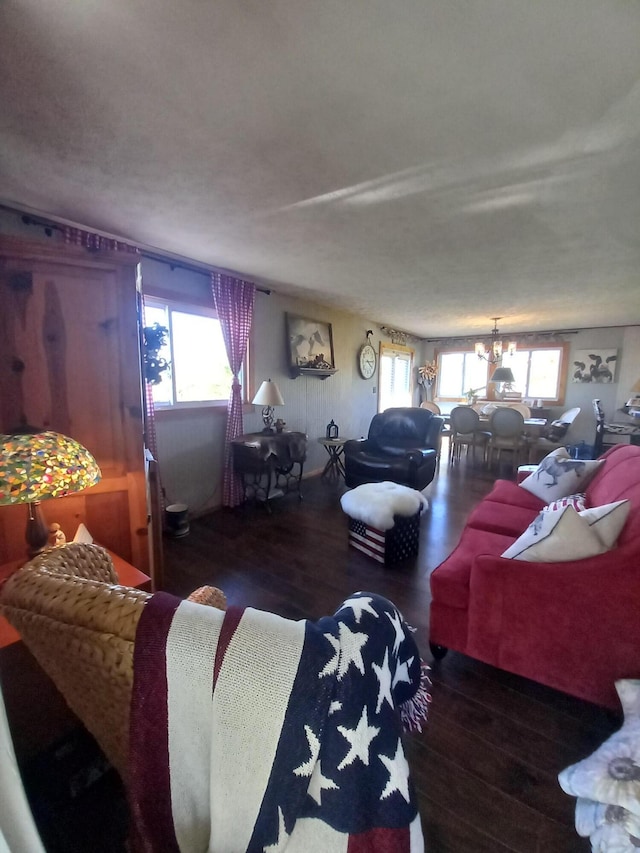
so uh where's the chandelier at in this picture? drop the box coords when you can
[475,317,517,365]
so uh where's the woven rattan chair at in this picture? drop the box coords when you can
[0,543,226,783]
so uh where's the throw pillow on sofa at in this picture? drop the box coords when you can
[558,680,640,819]
[542,493,587,513]
[578,500,631,549]
[541,497,630,548]
[501,504,607,562]
[519,447,604,502]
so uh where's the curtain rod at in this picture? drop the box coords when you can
[4,206,271,294]
[426,329,580,343]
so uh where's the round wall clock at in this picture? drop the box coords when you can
[358,342,377,379]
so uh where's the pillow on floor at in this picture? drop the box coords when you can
[519,447,604,501]
[501,504,607,562]
[558,680,640,818]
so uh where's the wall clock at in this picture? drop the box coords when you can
[358,331,377,379]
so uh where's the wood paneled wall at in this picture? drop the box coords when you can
[0,237,149,572]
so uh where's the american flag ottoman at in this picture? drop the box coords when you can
[340,481,428,566]
[347,510,421,564]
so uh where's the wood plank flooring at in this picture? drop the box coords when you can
[162,452,619,853]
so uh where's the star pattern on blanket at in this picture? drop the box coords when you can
[263,806,289,853]
[337,706,381,770]
[294,725,320,777]
[307,760,338,806]
[336,622,368,679]
[337,595,379,623]
[380,739,412,803]
[372,648,394,713]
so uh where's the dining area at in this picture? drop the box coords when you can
[421,401,580,470]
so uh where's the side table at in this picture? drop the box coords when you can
[318,437,348,480]
[231,431,307,509]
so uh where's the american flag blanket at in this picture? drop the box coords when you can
[129,591,429,852]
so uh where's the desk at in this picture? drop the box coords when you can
[318,437,348,480]
[232,431,307,508]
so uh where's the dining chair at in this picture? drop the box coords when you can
[420,401,441,415]
[487,407,528,469]
[448,406,491,465]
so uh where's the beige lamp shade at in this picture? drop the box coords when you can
[252,379,284,407]
[252,379,284,432]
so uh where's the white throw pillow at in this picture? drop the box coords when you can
[542,492,587,513]
[501,504,607,562]
[519,447,604,502]
[558,680,640,818]
[579,500,631,548]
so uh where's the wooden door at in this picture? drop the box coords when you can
[0,236,150,574]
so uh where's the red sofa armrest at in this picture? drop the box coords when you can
[465,545,640,706]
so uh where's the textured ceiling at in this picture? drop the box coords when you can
[1,0,639,338]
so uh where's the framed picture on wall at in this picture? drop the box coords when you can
[572,349,618,383]
[286,314,335,370]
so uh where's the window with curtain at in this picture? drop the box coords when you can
[378,343,414,412]
[144,297,246,408]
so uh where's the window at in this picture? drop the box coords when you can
[436,343,569,404]
[143,298,240,407]
[438,352,488,399]
[378,343,414,412]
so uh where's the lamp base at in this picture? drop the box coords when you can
[26,501,50,559]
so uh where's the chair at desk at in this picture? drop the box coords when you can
[593,398,606,457]
[419,401,441,415]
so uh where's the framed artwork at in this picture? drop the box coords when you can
[286,314,335,370]
[571,349,618,383]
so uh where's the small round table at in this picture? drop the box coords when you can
[318,437,348,480]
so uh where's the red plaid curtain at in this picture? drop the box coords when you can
[63,226,139,254]
[211,273,256,507]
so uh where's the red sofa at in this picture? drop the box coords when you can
[429,445,640,708]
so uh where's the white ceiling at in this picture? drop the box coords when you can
[1,0,639,338]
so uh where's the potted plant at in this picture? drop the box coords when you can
[465,386,485,405]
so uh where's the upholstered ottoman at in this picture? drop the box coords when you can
[340,481,428,565]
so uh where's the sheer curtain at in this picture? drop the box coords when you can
[211,272,256,507]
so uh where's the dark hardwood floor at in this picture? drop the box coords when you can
[12,450,619,852]
[160,452,619,853]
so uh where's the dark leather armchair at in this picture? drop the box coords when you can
[344,407,443,490]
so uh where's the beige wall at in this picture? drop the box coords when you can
[142,256,381,513]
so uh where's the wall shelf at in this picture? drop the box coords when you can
[290,367,338,380]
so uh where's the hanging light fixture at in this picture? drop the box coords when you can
[475,317,517,364]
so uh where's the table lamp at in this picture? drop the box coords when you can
[252,379,285,432]
[0,430,102,558]
[489,366,515,399]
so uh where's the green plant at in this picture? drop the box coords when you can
[465,386,485,403]
[143,323,170,385]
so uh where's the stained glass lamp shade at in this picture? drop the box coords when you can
[0,431,102,558]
